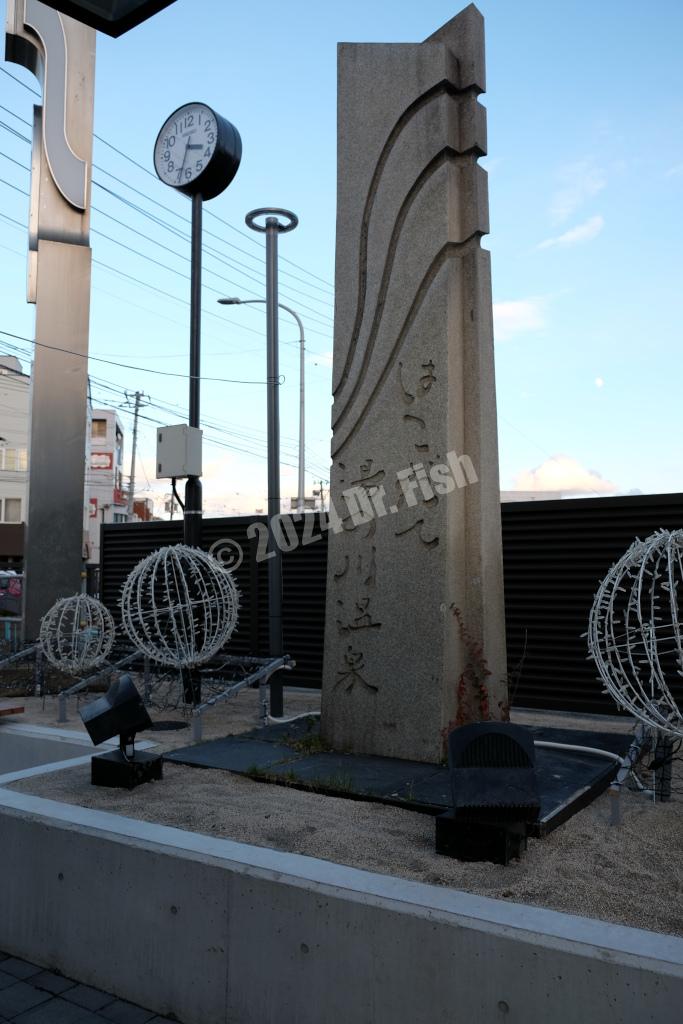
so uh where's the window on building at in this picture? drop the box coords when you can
[91,419,107,439]
[2,498,21,523]
[113,513,127,524]
[0,448,30,472]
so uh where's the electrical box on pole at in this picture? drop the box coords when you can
[156,425,202,479]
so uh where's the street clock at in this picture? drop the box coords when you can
[153,102,242,201]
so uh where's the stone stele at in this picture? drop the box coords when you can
[321,4,507,763]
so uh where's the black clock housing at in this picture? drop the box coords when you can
[154,104,242,202]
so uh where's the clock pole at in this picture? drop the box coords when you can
[152,102,242,709]
[182,193,202,707]
[185,191,203,550]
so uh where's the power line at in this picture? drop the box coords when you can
[87,377,331,478]
[0,162,334,343]
[0,66,335,292]
[93,177,335,312]
[0,204,268,341]
[0,104,335,309]
[0,328,275,385]
[0,348,330,475]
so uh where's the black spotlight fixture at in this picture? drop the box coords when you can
[435,722,540,865]
[80,674,162,789]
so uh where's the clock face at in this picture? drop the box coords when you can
[154,104,218,189]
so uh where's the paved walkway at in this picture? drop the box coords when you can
[0,953,178,1024]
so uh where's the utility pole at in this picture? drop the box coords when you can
[124,391,147,521]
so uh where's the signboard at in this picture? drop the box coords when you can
[91,451,113,470]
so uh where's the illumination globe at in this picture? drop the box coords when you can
[588,529,683,738]
[39,594,116,674]
[119,544,239,668]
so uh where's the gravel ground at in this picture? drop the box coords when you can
[4,691,682,938]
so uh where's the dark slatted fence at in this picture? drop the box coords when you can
[101,493,683,713]
[100,514,327,688]
[502,492,683,713]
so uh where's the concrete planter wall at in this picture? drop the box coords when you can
[0,789,681,1024]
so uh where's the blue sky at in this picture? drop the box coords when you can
[1,0,682,512]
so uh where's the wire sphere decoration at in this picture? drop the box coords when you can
[588,529,683,739]
[39,594,116,675]
[119,544,240,669]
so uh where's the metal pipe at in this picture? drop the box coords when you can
[265,217,283,716]
[0,645,37,670]
[533,740,626,766]
[217,297,306,511]
[243,208,298,717]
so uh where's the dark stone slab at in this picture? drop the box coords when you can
[14,999,103,1024]
[166,721,632,838]
[62,985,113,1011]
[243,716,321,745]
[264,752,441,801]
[31,973,76,996]
[1,958,42,980]
[164,738,302,772]
[0,972,18,993]
[0,981,50,1018]
[97,999,156,1024]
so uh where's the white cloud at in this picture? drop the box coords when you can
[550,159,607,223]
[493,298,545,341]
[538,215,604,250]
[511,455,617,496]
[595,376,604,388]
[664,162,683,178]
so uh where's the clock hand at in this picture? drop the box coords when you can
[178,137,191,175]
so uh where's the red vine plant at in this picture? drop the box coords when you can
[440,605,511,754]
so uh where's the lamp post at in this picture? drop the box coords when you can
[218,297,306,512]
[224,209,298,718]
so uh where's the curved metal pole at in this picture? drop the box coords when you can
[218,297,305,511]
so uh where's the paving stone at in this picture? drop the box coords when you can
[32,974,76,997]
[0,972,18,993]
[146,1017,178,1023]
[0,959,42,981]
[0,952,9,961]
[0,981,51,1017]
[97,999,156,1024]
[61,987,113,1013]
[14,997,103,1024]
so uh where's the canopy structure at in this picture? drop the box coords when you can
[36,0,176,37]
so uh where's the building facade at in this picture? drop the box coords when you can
[85,409,127,564]
[0,356,29,569]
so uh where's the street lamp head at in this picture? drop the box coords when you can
[217,297,243,305]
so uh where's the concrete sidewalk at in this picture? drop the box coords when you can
[0,954,179,1024]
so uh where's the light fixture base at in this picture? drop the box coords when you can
[91,749,163,789]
